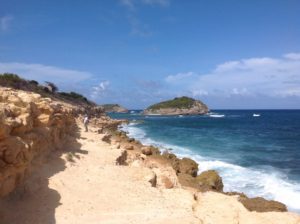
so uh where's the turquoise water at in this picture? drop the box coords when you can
[109,110,300,212]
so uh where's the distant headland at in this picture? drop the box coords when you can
[143,96,209,115]
[101,104,129,113]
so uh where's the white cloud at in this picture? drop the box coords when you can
[284,53,300,60]
[165,53,300,98]
[120,0,135,10]
[142,0,170,7]
[0,62,92,83]
[165,72,195,83]
[128,15,152,37]
[0,15,13,31]
[91,81,110,99]
[120,0,170,9]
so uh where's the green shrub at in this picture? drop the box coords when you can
[0,73,27,89]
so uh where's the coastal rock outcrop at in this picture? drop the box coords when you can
[239,196,287,212]
[100,104,128,113]
[143,96,209,115]
[196,170,224,191]
[0,87,75,196]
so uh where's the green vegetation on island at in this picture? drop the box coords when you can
[144,96,209,115]
[147,96,196,110]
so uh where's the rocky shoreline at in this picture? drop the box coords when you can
[1,87,299,223]
[96,118,288,213]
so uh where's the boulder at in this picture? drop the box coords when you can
[145,171,157,187]
[179,158,198,177]
[141,146,152,155]
[124,145,134,150]
[162,152,181,174]
[141,146,160,156]
[177,173,198,189]
[161,176,174,189]
[239,197,287,212]
[196,170,223,192]
[101,134,112,143]
[115,150,127,166]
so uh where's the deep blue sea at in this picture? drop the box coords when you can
[109,110,300,212]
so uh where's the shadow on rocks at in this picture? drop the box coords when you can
[0,125,84,224]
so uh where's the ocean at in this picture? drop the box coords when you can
[109,110,300,212]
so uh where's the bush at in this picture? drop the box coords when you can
[59,91,89,103]
[0,73,26,89]
[44,81,58,93]
[29,80,39,85]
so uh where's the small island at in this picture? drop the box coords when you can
[101,104,129,113]
[143,96,209,115]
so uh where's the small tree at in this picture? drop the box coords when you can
[44,81,58,93]
[29,80,39,86]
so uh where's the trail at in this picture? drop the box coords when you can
[0,123,197,224]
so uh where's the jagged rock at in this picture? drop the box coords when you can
[128,138,135,143]
[161,176,174,189]
[179,158,198,177]
[239,197,287,212]
[115,150,127,166]
[141,147,152,155]
[161,152,198,177]
[0,87,75,197]
[162,152,181,174]
[124,145,134,150]
[177,173,198,189]
[145,171,157,187]
[102,134,112,143]
[196,170,223,192]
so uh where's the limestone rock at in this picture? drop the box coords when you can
[177,173,198,189]
[179,158,198,177]
[102,134,112,144]
[0,87,75,197]
[145,171,157,187]
[239,196,287,212]
[196,170,223,192]
[124,145,134,151]
[161,176,174,189]
[162,152,180,174]
[115,150,127,166]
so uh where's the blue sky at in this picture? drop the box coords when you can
[0,0,300,109]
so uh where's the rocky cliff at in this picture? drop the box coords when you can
[0,87,77,197]
[143,96,209,115]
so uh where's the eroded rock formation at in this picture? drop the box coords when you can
[0,87,76,196]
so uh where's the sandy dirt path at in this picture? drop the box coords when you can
[0,124,198,224]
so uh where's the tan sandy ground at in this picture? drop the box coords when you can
[1,123,300,224]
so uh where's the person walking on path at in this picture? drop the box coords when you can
[83,115,89,132]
